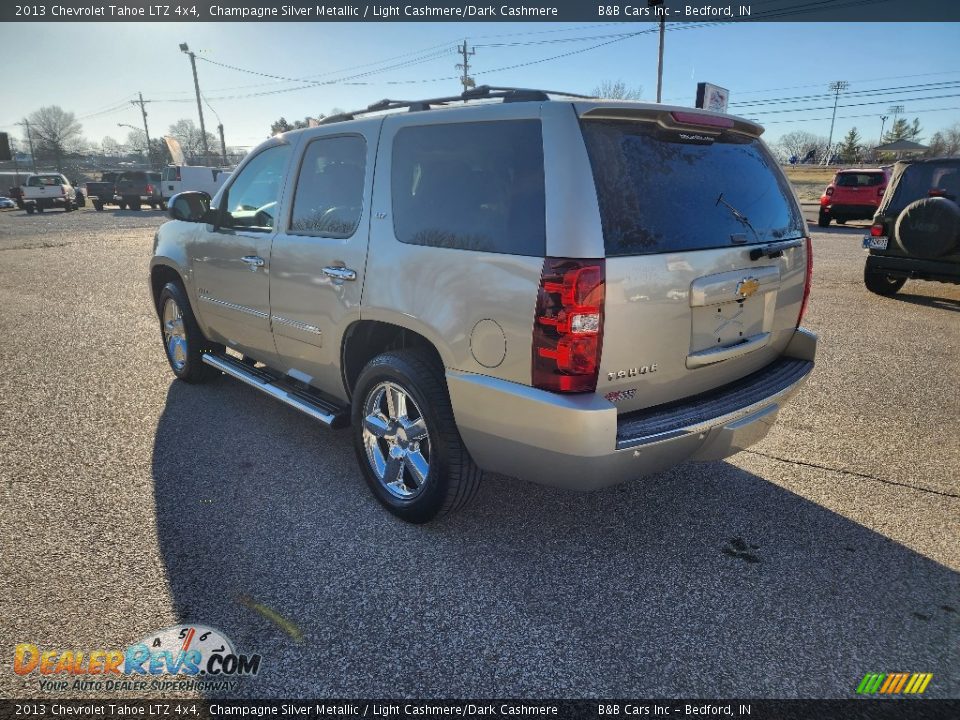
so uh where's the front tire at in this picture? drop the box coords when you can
[351,350,482,523]
[157,282,223,383]
[864,265,907,296]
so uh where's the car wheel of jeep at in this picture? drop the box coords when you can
[817,211,830,227]
[352,350,482,523]
[157,282,223,384]
[896,197,960,258]
[864,266,906,296]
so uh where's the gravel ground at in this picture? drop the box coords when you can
[0,204,957,700]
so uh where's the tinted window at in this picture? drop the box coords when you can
[391,120,545,256]
[290,135,366,237]
[889,162,960,209]
[222,144,291,231]
[118,172,147,182]
[581,120,804,256]
[836,172,884,187]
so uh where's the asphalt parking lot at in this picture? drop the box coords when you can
[0,203,957,699]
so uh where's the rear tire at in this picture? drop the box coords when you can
[864,265,906,296]
[157,281,223,383]
[25,205,35,215]
[94,201,103,212]
[118,201,127,210]
[835,218,846,225]
[817,210,830,227]
[351,349,482,523]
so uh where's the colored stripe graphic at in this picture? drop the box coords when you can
[857,672,932,694]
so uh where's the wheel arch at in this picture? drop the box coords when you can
[340,320,446,400]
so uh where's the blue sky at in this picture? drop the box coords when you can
[1,21,958,150]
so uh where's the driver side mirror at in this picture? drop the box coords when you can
[168,191,212,223]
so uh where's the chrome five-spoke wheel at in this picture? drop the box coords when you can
[361,381,431,499]
[162,297,188,372]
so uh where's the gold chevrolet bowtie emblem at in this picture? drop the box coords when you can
[736,277,760,299]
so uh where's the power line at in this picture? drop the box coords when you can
[745,92,960,116]
[759,105,960,125]
[731,80,960,107]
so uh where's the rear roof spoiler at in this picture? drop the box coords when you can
[578,104,764,138]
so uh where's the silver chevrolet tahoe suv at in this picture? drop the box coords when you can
[150,86,817,523]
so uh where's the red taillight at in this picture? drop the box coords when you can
[929,188,946,198]
[145,184,154,194]
[870,223,884,237]
[670,111,734,129]
[533,258,605,393]
[797,237,812,327]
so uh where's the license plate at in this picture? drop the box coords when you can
[863,236,888,250]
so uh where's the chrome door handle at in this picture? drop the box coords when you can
[241,255,265,269]
[322,266,357,281]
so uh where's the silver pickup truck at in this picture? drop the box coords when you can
[150,86,817,523]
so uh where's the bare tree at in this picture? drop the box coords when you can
[777,130,829,163]
[591,80,644,100]
[168,119,217,163]
[25,106,84,171]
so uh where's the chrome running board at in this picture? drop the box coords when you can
[202,353,350,429]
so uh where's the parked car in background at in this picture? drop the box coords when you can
[21,173,76,214]
[150,87,816,523]
[86,172,119,211]
[0,196,16,209]
[116,170,163,210]
[818,167,889,227]
[8,186,25,209]
[160,165,231,203]
[863,157,960,295]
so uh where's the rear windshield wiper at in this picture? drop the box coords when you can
[716,193,760,243]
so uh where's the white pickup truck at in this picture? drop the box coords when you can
[21,173,77,214]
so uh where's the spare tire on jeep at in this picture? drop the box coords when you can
[895,197,960,258]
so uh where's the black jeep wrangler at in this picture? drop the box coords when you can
[863,157,960,295]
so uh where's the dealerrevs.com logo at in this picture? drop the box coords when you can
[14,625,262,693]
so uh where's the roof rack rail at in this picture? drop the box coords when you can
[319,85,596,124]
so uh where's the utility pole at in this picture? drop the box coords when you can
[456,40,475,96]
[18,120,37,172]
[825,80,849,165]
[131,92,154,168]
[649,0,665,102]
[217,123,228,166]
[879,115,888,144]
[179,43,210,165]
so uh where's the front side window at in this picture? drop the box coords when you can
[391,120,546,256]
[222,144,292,231]
[289,135,366,237]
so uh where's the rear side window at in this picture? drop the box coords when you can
[581,120,804,256]
[836,172,884,187]
[290,135,366,237]
[391,120,545,256]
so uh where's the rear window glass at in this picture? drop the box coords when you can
[28,175,63,186]
[391,120,545,256]
[581,120,804,256]
[889,163,960,209]
[836,172,884,187]
[118,172,147,182]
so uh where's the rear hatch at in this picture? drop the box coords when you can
[577,106,809,413]
[831,170,886,208]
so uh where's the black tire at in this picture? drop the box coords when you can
[156,281,223,383]
[36,205,44,213]
[64,201,74,212]
[895,197,960,258]
[149,202,157,210]
[864,264,906,296]
[351,349,482,523]
[817,210,830,228]
[94,201,103,212]
[159,200,168,211]
[128,197,142,211]
[118,201,127,210]
[25,205,35,215]
[835,218,846,225]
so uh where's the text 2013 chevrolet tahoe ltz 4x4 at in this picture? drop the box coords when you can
[149,87,817,523]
